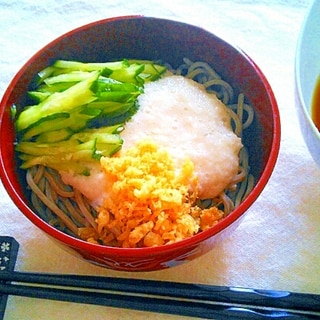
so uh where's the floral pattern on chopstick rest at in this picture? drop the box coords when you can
[0,237,19,272]
[0,236,19,320]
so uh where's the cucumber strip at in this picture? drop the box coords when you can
[97,91,137,103]
[28,91,50,103]
[109,63,145,84]
[100,102,134,117]
[95,134,123,146]
[86,101,133,114]
[16,71,99,132]
[19,133,122,172]
[93,143,122,159]
[19,146,95,163]
[94,79,142,93]
[53,59,128,72]
[92,80,142,104]
[66,147,96,161]
[44,71,97,85]
[36,66,56,84]
[70,130,123,159]
[21,113,70,140]
[17,140,95,159]
[37,82,78,94]
[16,139,95,156]
[90,100,139,127]
[70,125,124,140]
[19,129,122,158]
[10,104,17,120]
[36,128,74,143]
[140,64,167,82]
[20,155,94,175]
[128,60,167,82]
[70,131,119,143]
[21,107,100,141]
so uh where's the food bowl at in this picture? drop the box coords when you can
[0,16,280,271]
[295,0,320,167]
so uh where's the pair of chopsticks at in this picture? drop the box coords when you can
[1,271,319,319]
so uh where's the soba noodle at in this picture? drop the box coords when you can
[25,58,255,241]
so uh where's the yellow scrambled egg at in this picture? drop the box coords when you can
[79,140,224,247]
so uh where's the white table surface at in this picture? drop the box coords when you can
[1,1,319,319]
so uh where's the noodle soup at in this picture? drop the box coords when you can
[14,58,255,248]
[312,76,320,131]
[0,16,280,270]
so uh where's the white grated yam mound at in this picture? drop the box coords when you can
[120,75,243,199]
[60,164,108,207]
[60,75,243,204]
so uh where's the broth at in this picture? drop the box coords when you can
[311,76,320,131]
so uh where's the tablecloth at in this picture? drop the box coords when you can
[1,1,319,319]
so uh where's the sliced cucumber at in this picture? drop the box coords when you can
[16,71,99,132]
[14,59,167,174]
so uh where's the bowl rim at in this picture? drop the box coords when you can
[0,15,281,257]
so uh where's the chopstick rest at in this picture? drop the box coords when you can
[0,236,19,320]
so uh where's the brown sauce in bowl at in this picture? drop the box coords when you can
[312,76,320,131]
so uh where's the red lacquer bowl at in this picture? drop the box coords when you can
[0,16,280,271]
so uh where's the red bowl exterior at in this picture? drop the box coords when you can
[0,16,280,271]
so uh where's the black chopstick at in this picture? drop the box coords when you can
[0,283,319,319]
[1,271,320,319]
